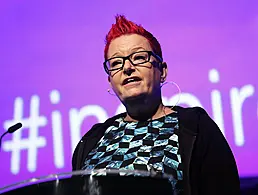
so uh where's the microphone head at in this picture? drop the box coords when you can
[8,123,22,133]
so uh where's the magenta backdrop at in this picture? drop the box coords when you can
[0,0,257,188]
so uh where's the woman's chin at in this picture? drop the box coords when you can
[123,92,147,102]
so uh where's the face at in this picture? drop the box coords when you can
[107,34,167,103]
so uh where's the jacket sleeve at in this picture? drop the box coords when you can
[193,108,241,195]
[72,123,103,171]
[72,138,81,171]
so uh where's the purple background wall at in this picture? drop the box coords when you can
[0,0,257,188]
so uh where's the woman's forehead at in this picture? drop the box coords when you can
[107,34,152,58]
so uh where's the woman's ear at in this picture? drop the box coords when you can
[160,62,168,83]
[108,76,113,89]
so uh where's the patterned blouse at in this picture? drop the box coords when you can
[83,111,183,194]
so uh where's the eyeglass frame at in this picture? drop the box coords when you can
[103,50,163,75]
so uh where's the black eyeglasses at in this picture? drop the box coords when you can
[103,51,163,75]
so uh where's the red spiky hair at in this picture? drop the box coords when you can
[104,15,162,60]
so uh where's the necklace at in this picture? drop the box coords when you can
[147,105,168,122]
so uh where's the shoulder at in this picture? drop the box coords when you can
[173,105,207,116]
[81,123,104,139]
[174,106,226,144]
[173,106,210,134]
[81,112,127,140]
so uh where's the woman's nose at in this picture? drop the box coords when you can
[123,60,135,75]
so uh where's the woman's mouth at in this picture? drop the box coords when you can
[122,76,142,85]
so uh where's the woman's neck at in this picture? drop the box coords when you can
[124,99,174,122]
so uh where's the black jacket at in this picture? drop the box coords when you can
[72,106,240,195]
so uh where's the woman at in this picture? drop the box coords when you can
[72,15,240,195]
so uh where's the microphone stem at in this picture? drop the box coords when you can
[0,131,8,150]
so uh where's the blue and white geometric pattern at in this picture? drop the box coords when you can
[83,112,183,194]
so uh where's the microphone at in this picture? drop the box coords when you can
[0,122,22,150]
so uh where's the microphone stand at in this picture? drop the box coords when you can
[0,131,8,149]
[0,123,22,150]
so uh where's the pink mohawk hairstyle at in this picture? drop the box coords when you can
[104,15,163,60]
